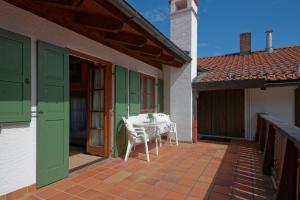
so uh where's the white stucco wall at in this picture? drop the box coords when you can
[0,0,163,195]
[169,0,197,142]
[245,86,296,140]
[0,115,36,196]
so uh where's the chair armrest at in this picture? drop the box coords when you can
[169,121,176,125]
[134,127,145,132]
[135,129,148,140]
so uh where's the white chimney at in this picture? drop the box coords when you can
[166,0,198,142]
[266,30,273,53]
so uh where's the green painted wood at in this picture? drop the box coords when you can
[114,65,128,156]
[157,79,164,113]
[37,41,69,187]
[129,70,141,115]
[0,28,31,122]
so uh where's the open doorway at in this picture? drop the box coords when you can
[69,55,109,171]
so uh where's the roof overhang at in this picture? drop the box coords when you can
[4,0,191,69]
[192,79,266,91]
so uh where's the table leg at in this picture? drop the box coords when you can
[155,137,159,157]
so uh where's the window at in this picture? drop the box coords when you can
[141,74,155,113]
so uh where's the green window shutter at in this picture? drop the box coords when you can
[129,70,141,115]
[157,79,164,113]
[114,65,128,156]
[0,28,31,122]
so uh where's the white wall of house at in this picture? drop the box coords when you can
[0,0,163,195]
[245,86,297,140]
[163,66,171,114]
[168,0,197,142]
[0,117,36,196]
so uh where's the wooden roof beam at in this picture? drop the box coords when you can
[147,58,182,67]
[142,53,175,62]
[104,32,147,47]
[125,45,162,56]
[34,0,83,6]
[74,12,123,32]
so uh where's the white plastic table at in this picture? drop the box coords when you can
[133,121,167,156]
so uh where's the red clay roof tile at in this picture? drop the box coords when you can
[197,45,300,82]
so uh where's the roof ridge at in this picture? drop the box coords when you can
[198,44,300,60]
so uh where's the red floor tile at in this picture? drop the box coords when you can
[20,140,275,200]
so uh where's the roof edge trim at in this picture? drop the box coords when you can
[108,0,192,64]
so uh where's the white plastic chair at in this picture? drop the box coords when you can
[153,113,179,147]
[122,117,150,162]
[168,121,179,146]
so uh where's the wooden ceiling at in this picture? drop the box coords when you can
[5,0,188,69]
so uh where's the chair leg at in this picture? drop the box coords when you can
[144,139,150,162]
[175,131,179,146]
[125,141,133,161]
[155,137,159,157]
[169,134,172,145]
[159,135,162,147]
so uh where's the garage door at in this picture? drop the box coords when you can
[198,90,245,138]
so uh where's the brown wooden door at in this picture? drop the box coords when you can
[198,91,213,134]
[198,90,244,138]
[86,65,111,156]
[212,90,227,136]
[295,89,300,127]
[226,90,244,137]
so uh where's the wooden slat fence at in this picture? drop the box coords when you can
[256,113,300,200]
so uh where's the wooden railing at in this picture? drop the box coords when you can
[256,113,300,200]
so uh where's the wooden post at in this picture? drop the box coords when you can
[297,158,300,200]
[277,140,298,200]
[259,119,267,151]
[262,124,275,175]
[255,115,261,142]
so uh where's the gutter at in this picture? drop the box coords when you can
[107,0,192,63]
[264,80,300,87]
[192,78,300,91]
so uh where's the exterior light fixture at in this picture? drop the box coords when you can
[228,72,236,80]
[263,72,269,79]
[297,63,300,73]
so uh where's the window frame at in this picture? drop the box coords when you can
[140,73,156,113]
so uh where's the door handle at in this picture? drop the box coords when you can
[38,111,44,114]
[24,78,30,84]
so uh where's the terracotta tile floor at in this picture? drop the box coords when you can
[21,140,276,200]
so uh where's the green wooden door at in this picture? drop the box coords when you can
[157,79,164,113]
[0,28,31,122]
[129,70,140,115]
[114,65,128,156]
[37,41,69,187]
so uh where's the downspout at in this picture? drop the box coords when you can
[192,89,198,143]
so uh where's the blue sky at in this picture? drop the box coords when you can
[128,0,300,57]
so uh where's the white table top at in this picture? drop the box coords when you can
[133,121,167,127]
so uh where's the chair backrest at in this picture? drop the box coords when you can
[122,117,137,137]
